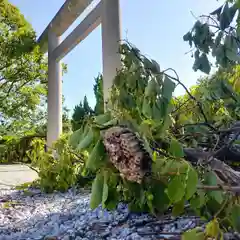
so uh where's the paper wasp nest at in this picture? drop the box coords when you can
[102,126,152,184]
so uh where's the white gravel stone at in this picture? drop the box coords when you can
[0,187,234,240]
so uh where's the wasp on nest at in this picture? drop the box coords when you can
[101,126,152,184]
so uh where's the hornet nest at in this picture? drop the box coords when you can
[101,126,152,184]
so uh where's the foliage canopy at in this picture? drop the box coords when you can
[0,0,48,135]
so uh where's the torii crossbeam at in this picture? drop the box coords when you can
[37,0,121,147]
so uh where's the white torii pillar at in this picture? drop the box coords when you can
[45,0,121,147]
[47,30,62,147]
[101,0,122,109]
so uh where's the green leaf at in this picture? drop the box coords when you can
[220,3,230,30]
[142,98,152,118]
[230,204,240,232]
[226,49,240,62]
[166,176,185,203]
[152,182,170,213]
[183,32,192,42]
[219,3,237,30]
[169,139,184,158]
[152,151,157,162]
[190,191,206,209]
[205,219,220,238]
[204,171,224,204]
[182,228,204,240]
[86,139,106,170]
[151,59,161,73]
[102,171,109,207]
[94,112,112,125]
[212,31,223,57]
[172,199,185,216]
[210,5,223,20]
[158,159,177,175]
[143,57,153,70]
[144,79,157,97]
[152,103,162,120]
[103,173,119,210]
[142,135,153,156]
[185,167,198,200]
[77,128,94,150]
[68,127,83,148]
[199,53,211,74]
[162,75,176,101]
[145,191,154,214]
[90,172,104,209]
[161,114,172,132]
[224,35,240,62]
[103,118,118,127]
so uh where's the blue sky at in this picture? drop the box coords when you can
[11,0,223,113]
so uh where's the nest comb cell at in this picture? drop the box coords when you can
[102,126,152,184]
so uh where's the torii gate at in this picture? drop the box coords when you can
[37,0,121,147]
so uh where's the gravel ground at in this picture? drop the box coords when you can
[0,187,239,240]
[0,165,208,240]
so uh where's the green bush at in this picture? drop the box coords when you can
[25,135,76,192]
[0,135,45,164]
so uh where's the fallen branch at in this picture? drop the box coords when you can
[208,157,240,186]
[183,148,240,187]
[197,184,240,193]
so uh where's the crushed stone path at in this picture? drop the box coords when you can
[0,164,38,190]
